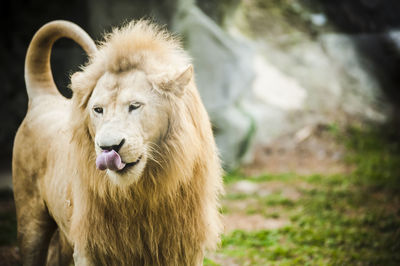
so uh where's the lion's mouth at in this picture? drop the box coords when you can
[96,150,142,172]
[118,155,142,172]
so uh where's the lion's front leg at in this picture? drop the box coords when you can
[15,199,57,266]
[47,229,74,266]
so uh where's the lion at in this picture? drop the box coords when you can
[12,20,223,266]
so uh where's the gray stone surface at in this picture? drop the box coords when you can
[173,3,255,169]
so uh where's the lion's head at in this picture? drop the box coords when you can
[70,21,205,187]
[84,66,193,185]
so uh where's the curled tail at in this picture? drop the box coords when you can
[25,20,97,101]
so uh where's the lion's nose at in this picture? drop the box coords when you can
[99,138,125,153]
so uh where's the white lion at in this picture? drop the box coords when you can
[13,20,223,265]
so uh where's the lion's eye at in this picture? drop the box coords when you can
[129,103,141,112]
[93,107,103,114]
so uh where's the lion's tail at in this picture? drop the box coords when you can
[25,20,97,101]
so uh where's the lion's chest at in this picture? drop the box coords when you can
[82,198,197,265]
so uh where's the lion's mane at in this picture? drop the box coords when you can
[69,21,223,265]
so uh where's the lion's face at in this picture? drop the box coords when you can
[87,70,170,185]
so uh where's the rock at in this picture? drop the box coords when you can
[386,30,400,54]
[310,13,327,26]
[173,3,255,169]
[252,55,307,111]
[231,180,258,194]
[294,125,314,144]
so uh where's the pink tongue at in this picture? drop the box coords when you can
[96,150,126,171]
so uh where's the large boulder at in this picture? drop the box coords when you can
[173,3,255,169]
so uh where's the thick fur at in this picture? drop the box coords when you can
[13,20,223,266]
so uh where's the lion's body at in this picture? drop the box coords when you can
[13,20,223,266]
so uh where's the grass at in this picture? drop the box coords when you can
[206,124,400,265]
[344,125,400,190]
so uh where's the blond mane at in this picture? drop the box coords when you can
[69,20,223,265]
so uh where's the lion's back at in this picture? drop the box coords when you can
[13,96,72,192]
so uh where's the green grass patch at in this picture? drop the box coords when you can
[343,125,400,190]
[211,173,400,265]
[206,124,400,265]
[203,257,220,266]
[224,171,299,184]
[262,193,296,208]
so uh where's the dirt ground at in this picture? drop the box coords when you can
[243,124,353,176]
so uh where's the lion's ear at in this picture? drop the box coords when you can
[174,65,193,93]
[159,65,193,97]
[70,71,95,108]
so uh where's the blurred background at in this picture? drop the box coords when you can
[1,0,400,265]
